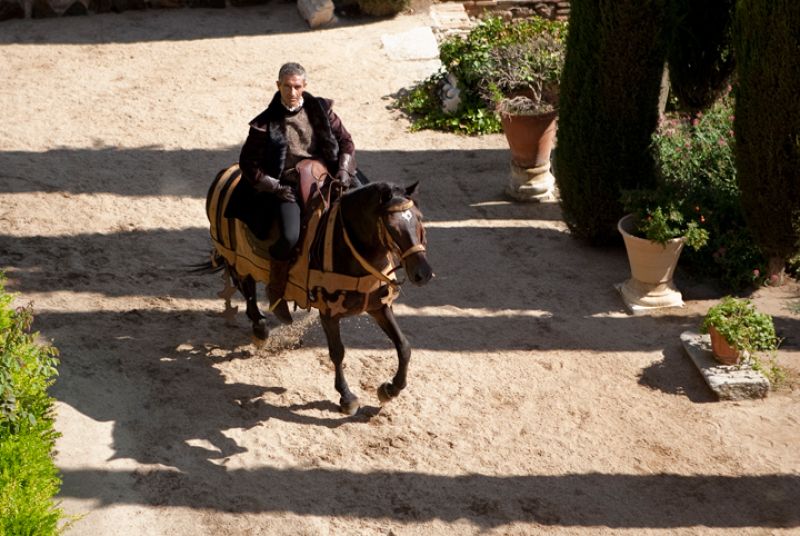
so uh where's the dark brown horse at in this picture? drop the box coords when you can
[205,164,433,414]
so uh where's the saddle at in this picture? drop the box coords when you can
[209,162,397,317]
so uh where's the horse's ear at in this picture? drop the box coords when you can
[379,183,394,206]
[405,181,420,199]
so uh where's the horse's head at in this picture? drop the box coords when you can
[377,182,434,286]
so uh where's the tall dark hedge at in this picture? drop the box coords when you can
[666,0,735,113]
[556,0,668,244]
[734,0,800,274]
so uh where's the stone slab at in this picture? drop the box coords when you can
[381,26,440,61]
[680,331,770,400]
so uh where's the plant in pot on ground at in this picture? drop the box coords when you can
[616,185,710,311]
[394,15,567,135]
[701,296,783,383]
[620,186,710,251]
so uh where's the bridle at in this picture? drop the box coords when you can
[338,197,427,289]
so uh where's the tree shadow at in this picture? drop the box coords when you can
[58,466,800,528]
[0,3,388,45]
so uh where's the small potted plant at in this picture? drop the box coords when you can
[616,186,710,311]
[701,296,779,366]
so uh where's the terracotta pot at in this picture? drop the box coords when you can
[708,325,741,365]
[617,214,686,309]
[500,111,557,168]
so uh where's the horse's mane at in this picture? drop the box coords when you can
[341,182,410,214]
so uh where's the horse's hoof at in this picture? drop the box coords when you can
[252,319,268,341]
[251,335,267,349]
[377,382,395,404]
[340,397,360,416]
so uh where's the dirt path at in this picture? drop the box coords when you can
[1,6,799,535]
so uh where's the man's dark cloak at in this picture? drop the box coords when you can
[225,91,355,239]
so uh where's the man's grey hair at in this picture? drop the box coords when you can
[278,62,307,82]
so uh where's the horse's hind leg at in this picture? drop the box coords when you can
[232,272,268,342]
[368,305,410,404]
[319,313,360,415]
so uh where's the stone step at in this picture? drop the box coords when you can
[680,331,770,400]
[429,2,475,41]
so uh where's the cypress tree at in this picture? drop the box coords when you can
[556,0,668,244]
[734,0,800,276]
[666,0,735,113]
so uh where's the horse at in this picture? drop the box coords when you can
[204,164,433,415]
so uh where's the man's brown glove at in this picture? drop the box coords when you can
[336,153,357,188]
[254,173,296,203]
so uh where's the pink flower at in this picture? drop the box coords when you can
[691,118,699,127]
[718,138,727,146]
[753,269,760,277]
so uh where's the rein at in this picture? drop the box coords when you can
[337,198,426,289]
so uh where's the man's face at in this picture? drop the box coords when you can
[277,74,306,108]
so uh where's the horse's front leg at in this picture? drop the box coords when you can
[319,313,360,415]
[368,304,410,404]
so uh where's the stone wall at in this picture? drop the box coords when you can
[0,0,567,22]
[461,0,568,21]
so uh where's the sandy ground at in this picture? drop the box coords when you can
[2,5,800,535]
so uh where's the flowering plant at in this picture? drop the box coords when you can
[640,90,768,288]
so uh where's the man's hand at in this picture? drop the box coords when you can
[275,185,296,203]
[337,153,356,189]
[254,174,296,203]
[335,170,354,188]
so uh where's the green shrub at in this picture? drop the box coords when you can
[666,0,735,113]
[0,274,63,536]
[555,0,668,244]
[733,0,800,276]
[652,91,768,289]
[394,16,567,135]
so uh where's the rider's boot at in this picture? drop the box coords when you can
[268,260,293,325]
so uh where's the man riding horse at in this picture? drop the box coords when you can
[225,62,360,325]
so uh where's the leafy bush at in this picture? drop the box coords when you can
[652,90,769,289]
[0,274,63,535]
[394,16,567,135]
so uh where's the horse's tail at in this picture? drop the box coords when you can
[187,250,226,275]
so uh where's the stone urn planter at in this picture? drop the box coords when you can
[616,214,686,313]
[500,109,557,202]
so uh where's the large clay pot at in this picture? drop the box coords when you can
[500,110,557,168]
[617,214,686,311]
[500,111,557,201]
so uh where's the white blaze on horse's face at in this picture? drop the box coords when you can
[400,210,413,222]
